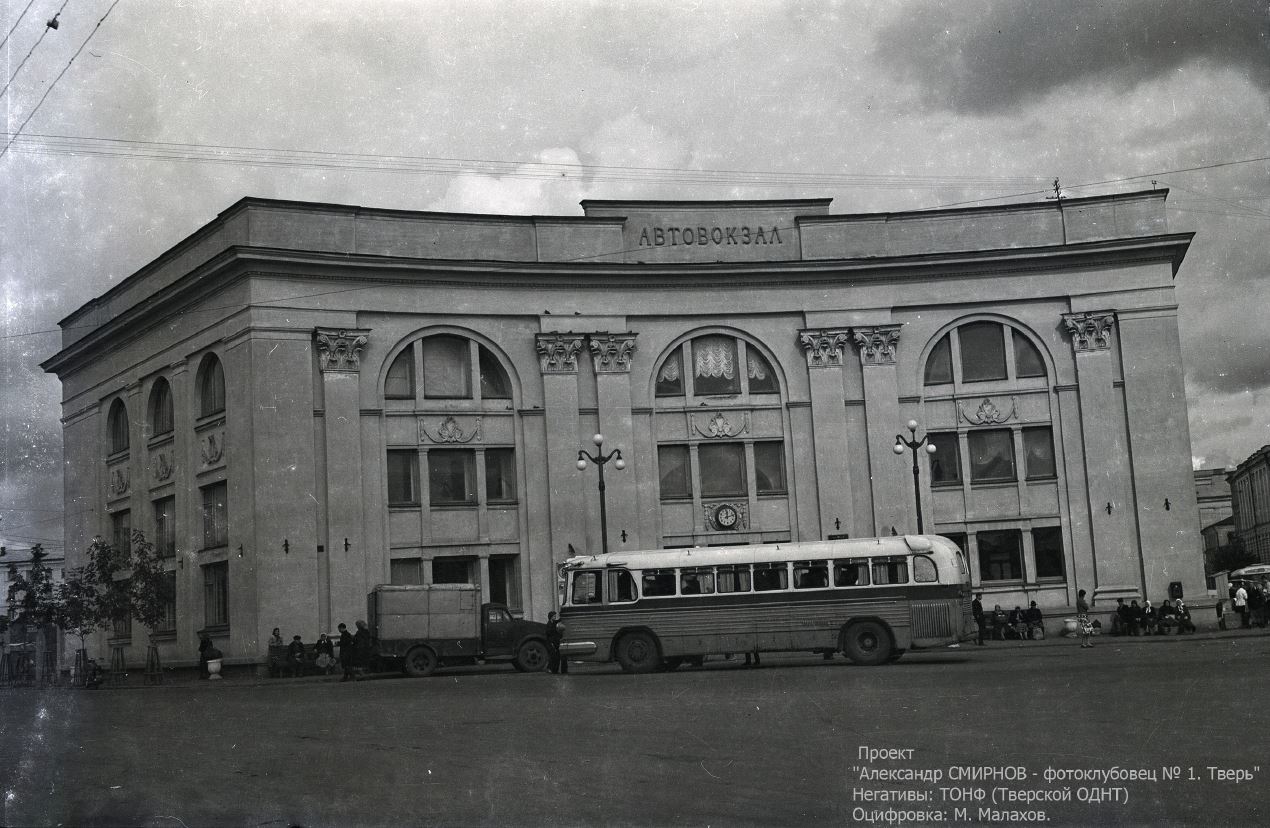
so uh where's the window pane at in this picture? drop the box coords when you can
[429,450,476,505]
[699,443,746,498]
[833,560,870,587]
[387,451,418,506]
[959,322,1007,382]
[389,558,423,585]
[746,347,779,393]
[716,565,751,593]
[150,380,173,435]
[202,482,228,548]
[485,448,517,503]
[977,529,1023,581]
[655,350,684,396]
[385,348,414,399]
[478,347,512,399]
[871,557,909,585]
[199,355,225,417]
[608,569,637,603]
[1023,427,1056,479]
[109,400,130,453]
[680,567,715,595]
[657,445,691,499]
[158,571,177,632]
[913,555,938,583]
[924,334,953,385]
[423,335,471,398]
[755,441,786,495]
[753,563,788,592]
[793,560,829,589]
[111,510,131,552]
[1013,332,1046,378]
[571,571,602,604]
[1033,527,1065,579]
[203,561,228,627]
[112,578,132,638]
[968,429,1016,483]
[432,557,475,584]
[641,569,676,597]
[928,432,962,485]
[154,497,176,558]
[692,336,740,395]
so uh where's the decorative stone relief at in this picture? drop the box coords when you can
[798,328,852,368]
[314,328,370,372]
[692,411,750,439]
[152,451,174,483]
[419,416,483,444]
[108,465,130,498]
[1061,312,1116,352]
[703,501,748,531]
[852,325,902,366]
[200,431,225,466]
[959,396,1018,425]
[536,333,584,374]
[588,333,637,374]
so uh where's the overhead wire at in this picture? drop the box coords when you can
[0,0,69,101]
[0,0,39,54]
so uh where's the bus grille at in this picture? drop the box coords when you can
[911,601,954,639]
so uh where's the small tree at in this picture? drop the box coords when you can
[5,546,57,629]
[1206,536,1256,577]
[51,564,105,655]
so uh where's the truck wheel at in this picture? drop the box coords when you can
[403,646,438,678]
[615,632,660,674]
[514,640,550,673]
[842,621,893,666]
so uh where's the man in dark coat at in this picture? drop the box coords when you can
[971,594,985,645]
[546,611,567,674]
[338,622,356,682]
[353,620,373,680]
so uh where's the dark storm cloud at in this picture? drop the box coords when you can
[873,0,1270,113]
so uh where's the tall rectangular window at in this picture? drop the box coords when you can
[699,442,746,498]
[928,432,962,485]
[959,322,1007,382]
[154,497,176,558]
[201,482,228,549]
[429,450,477,505]
[1023,427,1056,480]
[423,335,471,399]
[111,510,131,552]
[754,441,786,495]
[977,529,1023,582]
[202,561,229,628]
[387,450,420,506]
[490,555,521,608]
[658,445,692,499]
[157,571,177,633]
[111,578,132,639]
[968,429,1016,483]
[1033,527,1065,579]
[389,558,423,585]
[484,448,517,503]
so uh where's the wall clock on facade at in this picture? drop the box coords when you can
[713,503,739,530]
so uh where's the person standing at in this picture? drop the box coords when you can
[338,622,356,682]
[972,593,986,645]
[353,620,373,679]
[546,611,567,674]
[1235,583,1250,628]
[1077,589,1093,648]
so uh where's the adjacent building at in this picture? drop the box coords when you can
[42,189,1206,668]
[1229,446,1270,564]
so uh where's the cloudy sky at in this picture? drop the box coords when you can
[1,0,1267,554]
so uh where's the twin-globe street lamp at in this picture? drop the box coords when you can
[893,420,937,535]
[577,433,625,555]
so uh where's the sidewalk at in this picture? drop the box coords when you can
[966,618,1270,650]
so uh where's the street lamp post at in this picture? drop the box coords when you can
[577,433,625,555]
[893,419,937,535]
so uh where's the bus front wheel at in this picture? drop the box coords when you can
[842,622,893,666]
[615,632,660,674]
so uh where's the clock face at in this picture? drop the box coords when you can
[714,504,738,529]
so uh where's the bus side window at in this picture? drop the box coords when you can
[794,560,828,589]
[681,567,715,595]
[608,569,638,603]
[717,565,751,593]
[642,569,676,597]
[913,555,938,583]
[871,557,909,585]
[834,560,870,587]
[753,563,789,592]
[571,571,602,604]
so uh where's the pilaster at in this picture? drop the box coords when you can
[535,331,584,608]
[589,333,639,552]
[853,325,907,535]
[797,328,854,538]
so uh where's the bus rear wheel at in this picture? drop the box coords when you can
[615,632,660,674]
[403,646,438,678]
[842,621,893,666]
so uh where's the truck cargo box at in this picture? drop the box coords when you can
[370,584,480,641]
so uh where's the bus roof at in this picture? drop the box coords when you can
[562,535,955,572]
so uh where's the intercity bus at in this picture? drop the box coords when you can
[558,535,972,672]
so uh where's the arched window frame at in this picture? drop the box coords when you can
[107,398,130,455]
[381,331,517,406]
[148,377,174,437]
[653,331,784,401]
[196,354,226,418]
[921,317,1051,390]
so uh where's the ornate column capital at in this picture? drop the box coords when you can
[536,332,585,374]
[588,332,638,374]
[1061,311,1116,352]
[314,328,370,372]
[851,325,902,366]
[798,328,853,368]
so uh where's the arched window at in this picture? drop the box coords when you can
[148,378,173,436]
[385,335,513,402]
[923,321,1048,386]
[197,354,225,417]
[655,334,781,398]
[107,399,130,454]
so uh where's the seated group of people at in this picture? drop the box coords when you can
[990,601,1046,640]
[1111,598,1195,635]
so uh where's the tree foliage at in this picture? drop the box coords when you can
[5,546,57,628]
[1205,537,1257,577]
